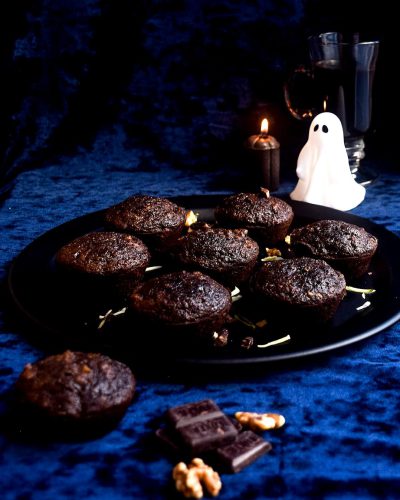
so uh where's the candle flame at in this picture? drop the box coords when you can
[261,118,269,134]
[323,99,327,111]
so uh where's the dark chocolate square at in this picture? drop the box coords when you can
[165,399,238,454]
[178,415,239,454]
[166,399,223,428]
[214,430,272,473]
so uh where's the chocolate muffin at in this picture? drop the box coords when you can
[104,194,187,253]
[214,189,294,246]
[173,227,259,287]
[16,351,136,433]
[289,220,378,279]
[55,231,150,301]
[250,257,346,323]
[129,271,232,338]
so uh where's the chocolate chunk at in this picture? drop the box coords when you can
[166,399,223,428]
[155,427,181,453]
[177,415,239,454]
[230,416,243,433]
[214,430,272,473]
[167,399,223,429]
[156,416,242,456]
[166,399,238,454]
[240,336,254,349]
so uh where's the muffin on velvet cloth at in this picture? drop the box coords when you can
[250,257,346,323]
[172,227,259,288]
[129,271,232,339]
[214,189,294,246]
[55,231,150,301]
[15,351,136,435]
[104,194,187,253]
[289,220,378,279]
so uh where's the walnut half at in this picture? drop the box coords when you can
[172,458,222,498]
[235,411,285,431]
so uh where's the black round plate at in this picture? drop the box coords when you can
[8,195,400,366]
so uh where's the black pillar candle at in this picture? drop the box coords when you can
[245,118,280,191]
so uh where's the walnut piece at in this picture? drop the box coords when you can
[213,329,229,348]
[260,187,270,198]
[172,458,222,498]
[235,411,285,431]
[265,247,282,257]
[185,210,198,227]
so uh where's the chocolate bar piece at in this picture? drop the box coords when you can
[155,427,181,453]
[155,417,242,455]
[167,399,222,428]
[166,399,238,454]
[214,430,272,473]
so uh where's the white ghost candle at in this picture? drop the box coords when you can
[290,112,365,211]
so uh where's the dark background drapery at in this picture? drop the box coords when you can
[0,1,395,190]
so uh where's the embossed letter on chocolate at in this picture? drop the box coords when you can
[166,399,239,454]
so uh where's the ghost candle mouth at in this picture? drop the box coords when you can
[290,112,365,211]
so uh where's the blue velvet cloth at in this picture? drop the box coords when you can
[0,145,399,499]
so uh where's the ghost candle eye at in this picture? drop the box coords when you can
[314,124,319,132]
[322,125,328,133]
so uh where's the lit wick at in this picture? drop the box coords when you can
[261,118,269,136]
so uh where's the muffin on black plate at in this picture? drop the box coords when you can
[104,194,187,253]
[172,227,259,288]
[55,231,150,302]
[250,257,346,323]
[214,189,294,246]
[289,220,378,279]
[129,270,232,339]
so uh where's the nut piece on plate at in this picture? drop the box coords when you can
[235,411,285,431]
[185,210,198,227]
[173,458,222,498]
